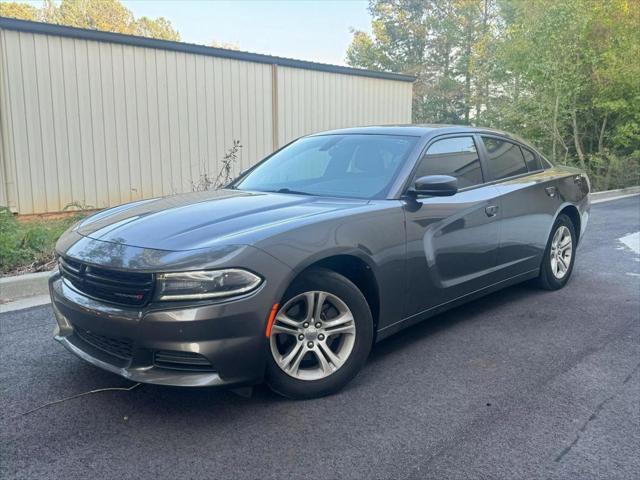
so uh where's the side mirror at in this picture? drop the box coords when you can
[412,175,458,197]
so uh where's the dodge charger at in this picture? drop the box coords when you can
[50,125,590,398]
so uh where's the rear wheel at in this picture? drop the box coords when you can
[536,214,576,290]
[266,268,373,399]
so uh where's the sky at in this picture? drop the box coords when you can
[121,0,372,66]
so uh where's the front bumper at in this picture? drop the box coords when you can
[50,271,281,387]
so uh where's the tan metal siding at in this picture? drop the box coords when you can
[275,66,412,147]
[0,28,9,208]
[0,27,412,214]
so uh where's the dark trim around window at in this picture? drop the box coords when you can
[399,133,487,198]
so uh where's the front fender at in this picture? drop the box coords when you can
[254,202,407,330]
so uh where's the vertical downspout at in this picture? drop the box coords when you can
[271,63,279,152]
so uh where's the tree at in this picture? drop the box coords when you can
[347,0,639,190]
[0,2,39,20]
[495,0,639,188]
[347,0,500,124]
[1,0,180,41]
[134,16,180,41]
[211,40,240,50]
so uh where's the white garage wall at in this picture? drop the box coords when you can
[0,21,413,214]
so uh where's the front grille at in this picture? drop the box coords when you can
[154,350,215,372]
[75,327,133,360]
[59,256,154,306]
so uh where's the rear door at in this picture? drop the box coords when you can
[477,135,561,280]
[403,135,502,318]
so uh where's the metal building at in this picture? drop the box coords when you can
[0,17,414,214]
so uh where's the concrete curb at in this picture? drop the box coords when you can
[0,185,638,307]
[0,270,53,303]
[0,294,51,313]
[591,186,640,202]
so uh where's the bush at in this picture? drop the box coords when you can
[583,152,640,192]
[0,208,84,276]
[191,140,242,191]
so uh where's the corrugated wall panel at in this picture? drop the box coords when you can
[276,66,412,146]
[0,29,11,209]
[0,27,412,214]
[5,31,31,213]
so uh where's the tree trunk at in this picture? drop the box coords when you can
[480,0,489,124]
[552,94,559,163]
[571,109,586,169]
[475,81,482,125]
[598,113,608,153]
[464,39,471,124]
[554,128,570,164]
[603,161,613,191]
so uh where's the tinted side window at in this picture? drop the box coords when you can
[540,155,553,169]
[481,137,528,180]
[414,137,483,188]
[521,147,541,171]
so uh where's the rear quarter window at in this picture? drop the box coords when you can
[481,137,528,180]
[521,147,542,172]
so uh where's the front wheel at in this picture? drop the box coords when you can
[266,268,373,399]
[536,214,577,290]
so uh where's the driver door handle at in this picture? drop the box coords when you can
[485,205,499,217]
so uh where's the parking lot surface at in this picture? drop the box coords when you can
[1,196,639,479]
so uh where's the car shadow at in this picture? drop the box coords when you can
[35,282,547,418]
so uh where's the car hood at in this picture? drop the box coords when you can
[75,189,368,251]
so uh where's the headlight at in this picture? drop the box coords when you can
[155,269,262,301]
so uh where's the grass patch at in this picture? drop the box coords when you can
[0,207,86,276]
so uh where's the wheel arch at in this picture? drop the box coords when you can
[537,202,582,275]
[284,252,381,335]
[556,204,581,244]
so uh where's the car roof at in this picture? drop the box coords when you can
[309,124,533,147]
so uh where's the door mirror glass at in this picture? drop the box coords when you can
[413,175,458,196]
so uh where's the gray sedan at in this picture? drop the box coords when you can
[50,125,590,398]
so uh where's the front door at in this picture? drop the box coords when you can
[403,135,502,318]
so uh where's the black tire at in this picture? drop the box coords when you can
[266,267,373,399]
[536,214,577,290]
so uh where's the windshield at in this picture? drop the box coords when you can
[234,134,418,199]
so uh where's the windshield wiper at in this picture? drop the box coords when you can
[270,188,315,196]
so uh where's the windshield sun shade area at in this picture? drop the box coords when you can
[235,134,418,199]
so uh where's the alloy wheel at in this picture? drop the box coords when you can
[269,291,356,381]
[550,225,572,279]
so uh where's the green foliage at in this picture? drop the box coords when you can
[134,15,180,41]
[347,0,640,189]
[0,207,85,275]
[0,0,180,41]
[0,1,39,20]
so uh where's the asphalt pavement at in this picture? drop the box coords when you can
[1,196,639,480]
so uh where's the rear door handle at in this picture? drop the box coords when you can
[545,186,558,198]
[485,205,499,217]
